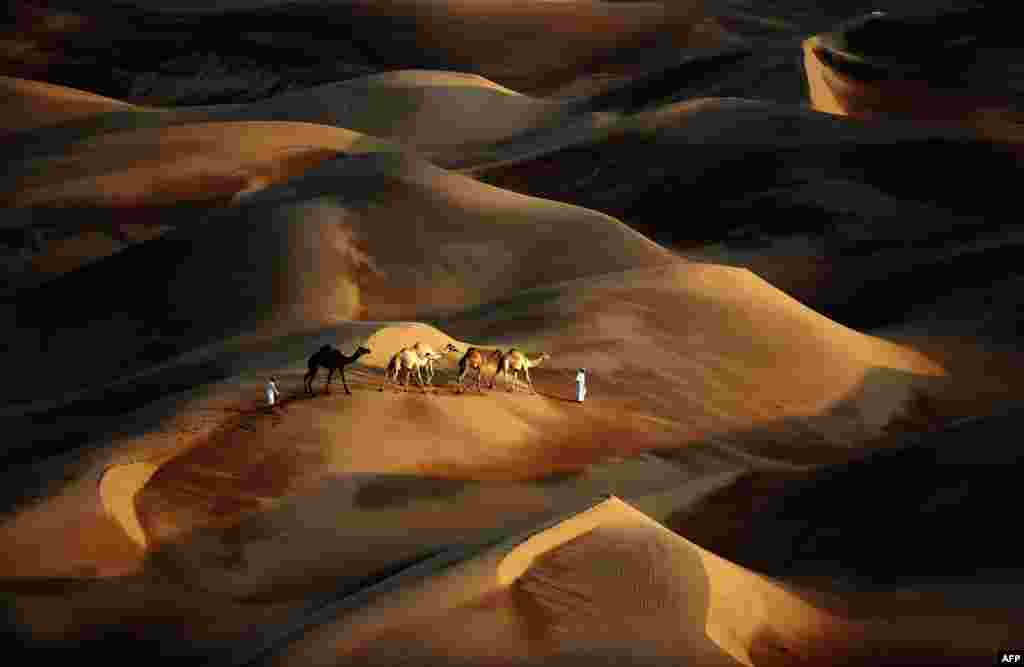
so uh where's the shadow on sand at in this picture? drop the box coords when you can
[4,361,1016,664]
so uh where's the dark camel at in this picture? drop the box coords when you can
[304,344,372,395]
[457,347,504,394]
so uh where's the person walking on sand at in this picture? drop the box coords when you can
[576,368,587,403]
[265,376,281,410]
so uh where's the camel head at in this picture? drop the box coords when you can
[444,343,459,354]
[355,345,371,356]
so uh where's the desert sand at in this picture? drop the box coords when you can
[0,75,140,135]
[269,497,1020,667]
[3,2,1023,665]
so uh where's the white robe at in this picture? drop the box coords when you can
[266,381,280,406]
[576,372,586,402]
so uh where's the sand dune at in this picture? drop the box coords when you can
[90,0,731,94]
[269,496,1016,666]
[0,70,606,294]
[3,0,734,104]
[109,261,966,583]
[6,254,967,593]
[803,36,1020,127]
[1,121,398,208]
[0,75,140,135]
[473,94,1024,330]
[203,71,580,163]
[5,2,1024,662]
[801,8,1024,148]
[4,70,603,167]
[7,150,674,404]
[699,407,1024,584]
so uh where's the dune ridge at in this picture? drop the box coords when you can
[5,0,734,101]
[2,69,616,169]
[3,3,1024,664]
[0,75,141,134]
[2,121,400,208]
[270,496,1016,666]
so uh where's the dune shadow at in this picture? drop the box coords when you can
[353,475,476,510]
[651,365,955,470]
[733,406,1024,587]
[0,321,381,514]
[664,370,1024,591]
[5,369,1019,664]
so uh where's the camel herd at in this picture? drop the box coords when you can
[303,342,551,396]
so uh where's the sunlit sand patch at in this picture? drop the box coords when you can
[98,462,161,549]
[0,75,142,134]
[3,121,400,207]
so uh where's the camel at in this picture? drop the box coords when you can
[381,347,437,393]
[304,344,371,395]
[491,349,551,394]
[456,347,504,394]
[411,341,460,385]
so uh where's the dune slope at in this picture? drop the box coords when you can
[474,96,1024,331]
[271,497,1016,667]
[6,149,673,405]
[0,75,140,135]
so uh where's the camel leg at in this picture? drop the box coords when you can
[416,366,427,394]
[325,368,334,394]
[341,367,352,395]
[457,363,469,394]
[525,366,535,394]
[304,368,315,394]
[402,368,410,392]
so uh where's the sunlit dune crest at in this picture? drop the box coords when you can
[2,121,398,207]
[271,497,1018,666]
[2,2,1024,663]
[98,462,161,550]
[0,75,141,134]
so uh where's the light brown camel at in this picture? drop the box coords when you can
[304,344,372,395]
[381,347,436,393]
[456,347,504,394]
[411,341,460,385]
[491,349,550,394]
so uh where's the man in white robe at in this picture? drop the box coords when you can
[266,376,281,408]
